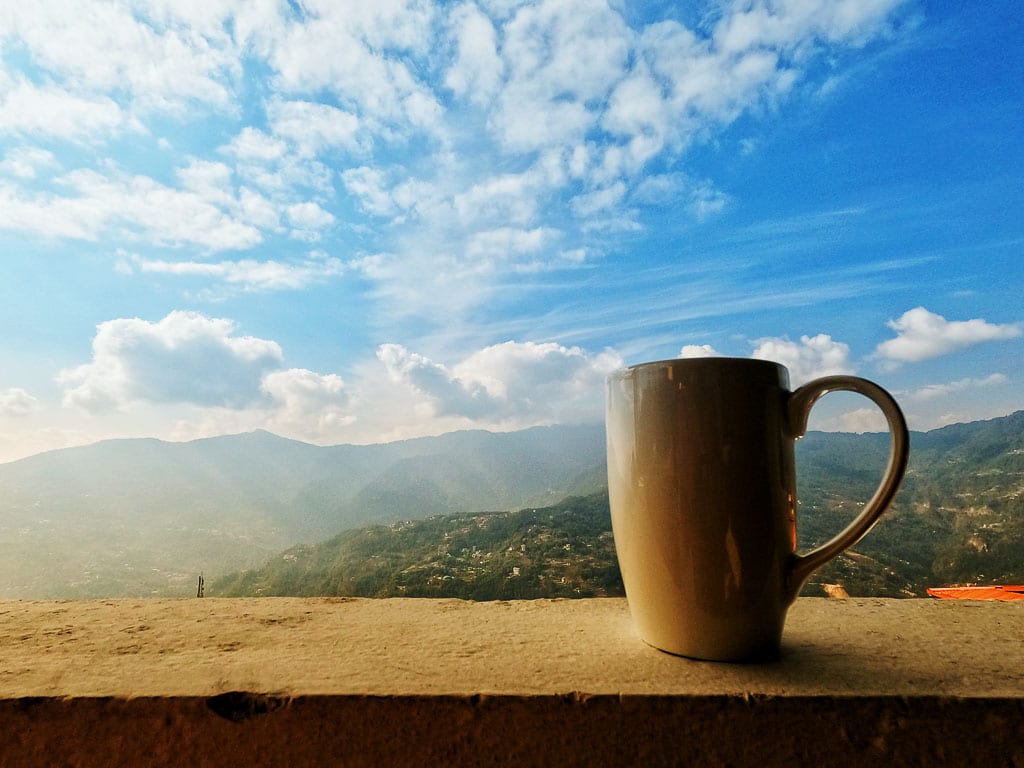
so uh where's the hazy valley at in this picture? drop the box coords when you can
[2,412,1023,599]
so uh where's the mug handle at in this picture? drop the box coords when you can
[784,375,910,602]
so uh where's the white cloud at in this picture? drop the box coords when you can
[1,3,238,113]
[687,181,730,220]
[454,166,552,228]
[378,340,622,423]
[445,2,505,105]
[286,201,335,229]
[235,187,282,229]
[832,406,888,433]
[905,373,1009,402]
[465,227,557,264]
[177,159,235,205]
[337,0,892,324]
[261,368,354,435]
[0,179,107,240]
[222,127,288,162]
[341,167,446,225]
[571,182,627,217]
[266,0,442,136]
[268,99,363,156]
[0,168,263,250]
[286,201,336,240]
[0,0,914,347]
[679,344,720,358]
[489,0,631,153]
[0,80,137,141]
[714,0,906,54]
[601,68,668,171]
[59,311,284,411]
[126,256,347,292]
[751,333,854,385]
[875,307,1022,363]
[0,146,59,179]
[631,173,728,219]
[342,166,400,217]
[0,388,38,418]
[229,151,335,198]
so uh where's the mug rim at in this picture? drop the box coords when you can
[608,356,787,379]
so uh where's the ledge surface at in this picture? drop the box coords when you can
[1,596,1021,699]
[3,598,1023,767]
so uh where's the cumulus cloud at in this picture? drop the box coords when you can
[53,310,358,443]
[0,388,38,418]
[59,311,284,412]
[832,406,889,433]
[679,344,720,358]
[221,127,288,162]
[261,368,354,435]
[378,341,622,423]
[751,333,854,385]
[490,0,631,153]
[286,201,335,229]
[875,307,1022,363]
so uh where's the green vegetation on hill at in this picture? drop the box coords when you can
[212,494,622,600]
[215,411,1024,600]
[0,424,606,598]
[4,412,1022,599]
[797,411,1024,594]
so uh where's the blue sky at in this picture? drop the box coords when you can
[0,0,1021,463]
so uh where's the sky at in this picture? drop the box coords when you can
[0,0,1021,464]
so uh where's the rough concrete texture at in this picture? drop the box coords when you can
[0,597,1021,767]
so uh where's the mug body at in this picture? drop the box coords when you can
[606,358,797,660]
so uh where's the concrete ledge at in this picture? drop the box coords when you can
[1,598,1022,766]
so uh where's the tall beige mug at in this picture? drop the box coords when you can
[606,358,909,661]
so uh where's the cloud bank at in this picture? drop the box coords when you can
[379,341,622,424]
[0,0,913,316]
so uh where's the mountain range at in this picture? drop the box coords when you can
[2,411,1022,598]
[214,411,1024,600]
[0,425,605,597]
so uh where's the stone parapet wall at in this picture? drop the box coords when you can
[1,598,1021,766]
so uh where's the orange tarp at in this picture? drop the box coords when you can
[927,585,1024,601]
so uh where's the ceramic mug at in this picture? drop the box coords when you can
[605,357,909,661]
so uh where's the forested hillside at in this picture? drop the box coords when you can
[214,411,1024,599]
[213,494,622,600]
[0,425,605,597]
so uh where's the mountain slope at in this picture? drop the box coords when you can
[4,411,1023,599]
[212,493,622,600]
[0,424,606,598]
[215,412,1024,600]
